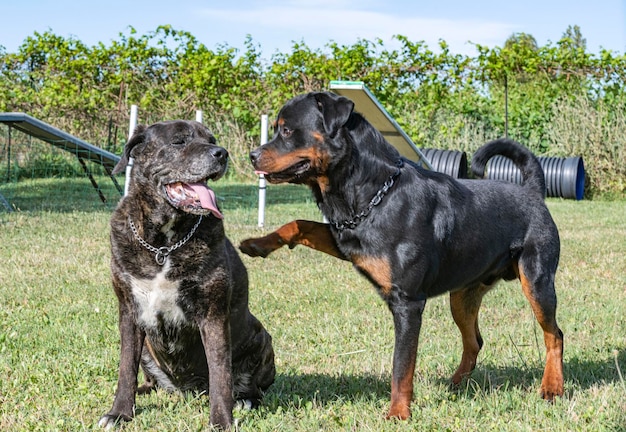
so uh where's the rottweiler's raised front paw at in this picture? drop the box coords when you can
[239,235,283,258]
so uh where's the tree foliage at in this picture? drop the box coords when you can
[0,26,624,196]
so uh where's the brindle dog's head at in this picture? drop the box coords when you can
[249,92,355,188]
[113,120,228,218]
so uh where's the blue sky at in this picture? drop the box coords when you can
[1,0,625,56]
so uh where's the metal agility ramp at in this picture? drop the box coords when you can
[0,112,123,208]
[329,80,432,169]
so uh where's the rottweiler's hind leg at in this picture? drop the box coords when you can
[449,284,492,386]
[517,261,564,400]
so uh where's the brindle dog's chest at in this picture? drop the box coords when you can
[129,261,189,331]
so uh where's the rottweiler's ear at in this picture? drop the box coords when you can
[314,92,354,138]
[112,125,147,175]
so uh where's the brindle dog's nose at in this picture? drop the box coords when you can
[210,146,228,162]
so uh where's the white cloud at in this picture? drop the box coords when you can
[199,5,517,55]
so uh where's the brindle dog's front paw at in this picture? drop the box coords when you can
[98,412,132,430]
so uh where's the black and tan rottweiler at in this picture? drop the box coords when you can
[99,120,275,430]
[239,92,563,420]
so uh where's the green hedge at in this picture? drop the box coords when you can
[1,26,624,197]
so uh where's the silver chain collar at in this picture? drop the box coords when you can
[328,159,404,231]
[128,215,203,265]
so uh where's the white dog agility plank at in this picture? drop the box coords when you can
[329,80,432,168]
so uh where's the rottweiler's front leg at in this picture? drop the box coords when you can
[240,220,347,260]
[385,292,426,420]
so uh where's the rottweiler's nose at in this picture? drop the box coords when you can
[249,148,261,164]
[211,146,228,162]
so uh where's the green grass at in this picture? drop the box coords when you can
[0,180,625,431]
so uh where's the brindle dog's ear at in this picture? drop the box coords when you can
[112,125,147,175]
[314,92,354,138]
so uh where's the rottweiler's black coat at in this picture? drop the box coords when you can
[100,120,275,430]
[239,92,563,420]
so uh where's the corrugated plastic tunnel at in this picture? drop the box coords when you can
[422,149,585,200]
[484,155,586,200]
[421,149,468,179]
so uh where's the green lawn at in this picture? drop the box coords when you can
[0,181,625,431]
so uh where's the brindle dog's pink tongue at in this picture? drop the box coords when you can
[184,183,223,219]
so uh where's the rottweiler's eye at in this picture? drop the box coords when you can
[281,127,293,138]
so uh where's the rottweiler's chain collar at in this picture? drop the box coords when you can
[329,159,404,231]
[128,215,203,265]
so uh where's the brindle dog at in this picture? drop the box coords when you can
[99,120,275,430]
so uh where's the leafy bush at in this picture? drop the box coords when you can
[0,26,624,196]
[546,95,626,197]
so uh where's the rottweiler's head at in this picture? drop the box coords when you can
[249,92,354,187]
[113,120,227,218]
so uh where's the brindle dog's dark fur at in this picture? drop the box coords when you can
[239,92,564,421]
[99,120,275,430]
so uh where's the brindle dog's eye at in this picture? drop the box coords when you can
[281,127,293,138]
[171,133,189,145]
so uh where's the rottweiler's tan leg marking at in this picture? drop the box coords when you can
[386,358,415,420]
[240,220,347,260]
[517,264,564,400]
[385,296,425,421]
[449,285,491,385]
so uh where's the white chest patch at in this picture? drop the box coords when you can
[130,261,187,329]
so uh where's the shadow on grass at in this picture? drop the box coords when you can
[127,373,390,421]
[0,178,313,213]
[126,350,625,423]
[265,348,626,412]
[437,347,626,400]
[1,177,122,212]
[263,372,390,409]
[564,348,626,390]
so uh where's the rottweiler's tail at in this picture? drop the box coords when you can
[471,138,546,198]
